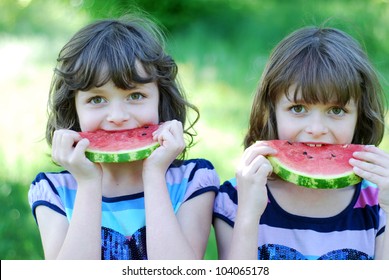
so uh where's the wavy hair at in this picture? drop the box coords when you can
[46,15,199,160]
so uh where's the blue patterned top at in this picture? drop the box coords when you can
[214,179,386,260]
[29,158,219,260]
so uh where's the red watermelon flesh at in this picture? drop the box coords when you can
[79,124,160,163]
[265,140,365,189]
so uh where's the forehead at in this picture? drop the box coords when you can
[276,83,356,106]
[90,59,152,90]
[278,85,357,107]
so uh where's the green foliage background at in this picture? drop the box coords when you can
[1,0,388,260]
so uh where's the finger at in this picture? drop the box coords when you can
[350,158,387,176]
[240,143,277,168]
[156,121,184,143]
[250,156,273,176]
[52,130,70,162]
[259,162,273,177]
[73,138,90,157]
[169,119,183,133]
[52,130,82,163]
[363,145,386,155]
[59,132,81,158]
[238,154,272,177]
[353,146,389,164]
[353,165,387,187]
[52,130,60,161]
[350,152,389,171]
[154,120,183,138]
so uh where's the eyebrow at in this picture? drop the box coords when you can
[86,88,105,94]
[81,85,144,96]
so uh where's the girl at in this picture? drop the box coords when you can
[28,15,219,260]
[213,25,389,259]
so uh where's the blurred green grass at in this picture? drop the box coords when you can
[1,0,389,260]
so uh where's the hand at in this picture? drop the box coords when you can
[143,120,185,172]
[350,145,389,213]
[235,141,276,218]
[52,129,102,183]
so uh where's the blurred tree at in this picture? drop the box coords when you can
[80,0,225,30]
[0,0,88,37]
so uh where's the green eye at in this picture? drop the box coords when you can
[90,96,106,104]
[128,92,144,100]
[291,105,305,113]
[330,107,345,115]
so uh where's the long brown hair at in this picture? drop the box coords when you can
[244,25,386,148]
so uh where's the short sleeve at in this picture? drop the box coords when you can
[359,180,387,237]
[213,178,238,227]
[182,158,220,202]
[165,159,219,213]
[378,208,386,236]
[28,172,67,222]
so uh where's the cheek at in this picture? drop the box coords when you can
[275,113,296,140]
[340,122,357,143]
[146,113,160,126]
[77,112,101,132]
[143,99,160,123]
[276,122,295,140]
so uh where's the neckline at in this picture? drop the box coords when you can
[265,182,361,223]
[102,191,144,202]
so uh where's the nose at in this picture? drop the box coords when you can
[106,102,130,125]
[304,113,329,136]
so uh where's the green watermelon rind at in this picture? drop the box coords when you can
[267,155,362,189]
[85,142,160,163]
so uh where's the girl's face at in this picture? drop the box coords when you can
[275,87,358,145]
[75,69,159,132]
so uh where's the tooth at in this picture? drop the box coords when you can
[306,144,322,147]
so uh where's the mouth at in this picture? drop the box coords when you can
[303,143,326,147]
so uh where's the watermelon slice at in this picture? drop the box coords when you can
[79,124,160,163]
[265,140,364,189]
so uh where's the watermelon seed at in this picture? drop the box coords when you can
[141,132,147,136]
[287,141,293,145]
[302,151,313,159]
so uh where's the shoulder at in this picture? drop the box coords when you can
[31,170,76,187]
[30,170,76,195]
[220,178,237,189]
[213,178,238,227]
[356,180,386,235]
[167,158,219,183]
[28,171,75,218]
[30,170,77,197]
[357,179,380,206]
[171,158,217,170]
[167,158,220,203]
[219,178,238,201]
